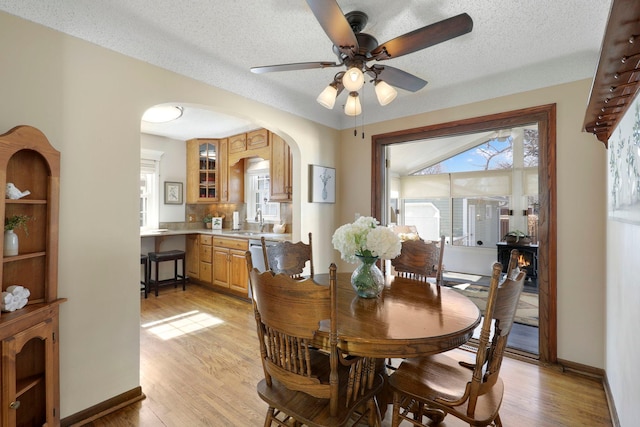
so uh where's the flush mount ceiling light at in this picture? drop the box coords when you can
[251,2,473,117]
[142,106,184,123]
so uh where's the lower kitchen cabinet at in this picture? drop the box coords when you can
[212,237,249,297]
[185,234,200,280]
[199,235,213,284]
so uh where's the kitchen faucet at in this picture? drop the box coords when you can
[255,208,265,232]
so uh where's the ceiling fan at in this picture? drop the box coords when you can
[251,0,473,116]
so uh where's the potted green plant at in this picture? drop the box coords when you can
[5,214,31,235]
[4,214,31,256]
[503,230,532,245]
[203,213,214,229]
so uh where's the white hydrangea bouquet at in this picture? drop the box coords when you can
[332,216,402,263]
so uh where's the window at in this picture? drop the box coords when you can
[245,159,280,223]
[390,127,539,246]
[140,149,163,230]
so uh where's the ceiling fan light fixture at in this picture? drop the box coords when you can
[142,105,183,123]
[374,80,398,106]
[316,83,338,109]
[344,92,362,116]
[342,66,365,91]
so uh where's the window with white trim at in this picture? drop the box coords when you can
[245,159,280,223]
[140,149,163,230]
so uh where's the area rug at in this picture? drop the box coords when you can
[444,282,539,327]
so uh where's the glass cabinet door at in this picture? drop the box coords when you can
[199,142,217,200]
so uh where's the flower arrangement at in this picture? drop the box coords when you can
[332,216,402,263]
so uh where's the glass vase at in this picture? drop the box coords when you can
[351,255,385,298]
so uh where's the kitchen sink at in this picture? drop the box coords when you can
[223,231,283,238]
[224,230,261,236]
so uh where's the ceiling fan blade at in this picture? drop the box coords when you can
[305,0,359,58]
[371,65,428,92]
[251,61,340,74]
[371,13,473,60]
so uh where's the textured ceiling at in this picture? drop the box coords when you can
[0,0,612,139]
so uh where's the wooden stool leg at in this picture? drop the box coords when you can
[174,259,178,289]
[155,260,160,297]
[144,258,148,298]
[181,257,186,291]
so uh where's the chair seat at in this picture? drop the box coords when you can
[258,364,384,427]
[148,250,185,262]
[388,352,504,425]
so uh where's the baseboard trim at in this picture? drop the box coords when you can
[557,358,605,379]
[61,386,145,427]
[602,372,621,427]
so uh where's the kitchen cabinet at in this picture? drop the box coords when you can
[187,138,243,203]
[186,139,219,202]
[246,129,268,150]
[270,132,293,201]
[199,235,213,285]
[185,234,199,280]
[229,129,268,155]
[0,125,63,427]
[228,133,247,154]
[212,237,249,297]
[219,139,244,203]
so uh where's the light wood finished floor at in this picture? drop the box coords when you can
[85,285,613,427]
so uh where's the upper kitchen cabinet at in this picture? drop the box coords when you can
[246,129,268,150]
[187,139,218,202]
[270,132,292,201]
[228,133,247,154]
[219,138,243,203]
[187,138,243,204]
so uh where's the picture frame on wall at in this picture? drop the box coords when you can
[309,164,336,203]
[164,181,183,205]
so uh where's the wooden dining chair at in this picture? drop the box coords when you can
[505,248,520,279]
[390,235,445,285]
[388,262,526,427]
[245,252,383,427]
[261,232,314,278]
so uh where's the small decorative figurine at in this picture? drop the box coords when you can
[5,183,30,199]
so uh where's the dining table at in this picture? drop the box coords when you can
[313,272,482,359]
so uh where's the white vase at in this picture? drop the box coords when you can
[4,229,18,256]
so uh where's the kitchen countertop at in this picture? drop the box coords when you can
[140,228,291,242]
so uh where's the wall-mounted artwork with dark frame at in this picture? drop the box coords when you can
[309,165,335,203]
[164,181,183,205]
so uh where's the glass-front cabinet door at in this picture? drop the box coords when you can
[187,139,220,203]
[198,142,217,200]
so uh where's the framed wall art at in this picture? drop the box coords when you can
[309,165,335,203]
[164,181,183,205]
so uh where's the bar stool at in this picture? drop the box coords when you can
[140,254,149,298]
[147,250,186,296]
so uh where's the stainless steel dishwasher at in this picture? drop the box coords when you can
[248,239,277,272]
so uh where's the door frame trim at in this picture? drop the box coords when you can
[371,104,557,363]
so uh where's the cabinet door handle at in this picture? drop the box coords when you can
[9,400,20,409]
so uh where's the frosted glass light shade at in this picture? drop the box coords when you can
[344,92,362,116]
[342,67,365,91]
[374,80,398,106]
[142,105,183,123]
[316,84,338,109]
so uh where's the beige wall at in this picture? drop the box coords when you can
[0,10,612,420]
[0,12,340,417]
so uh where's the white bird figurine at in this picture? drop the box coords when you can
[5,183,31,199]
